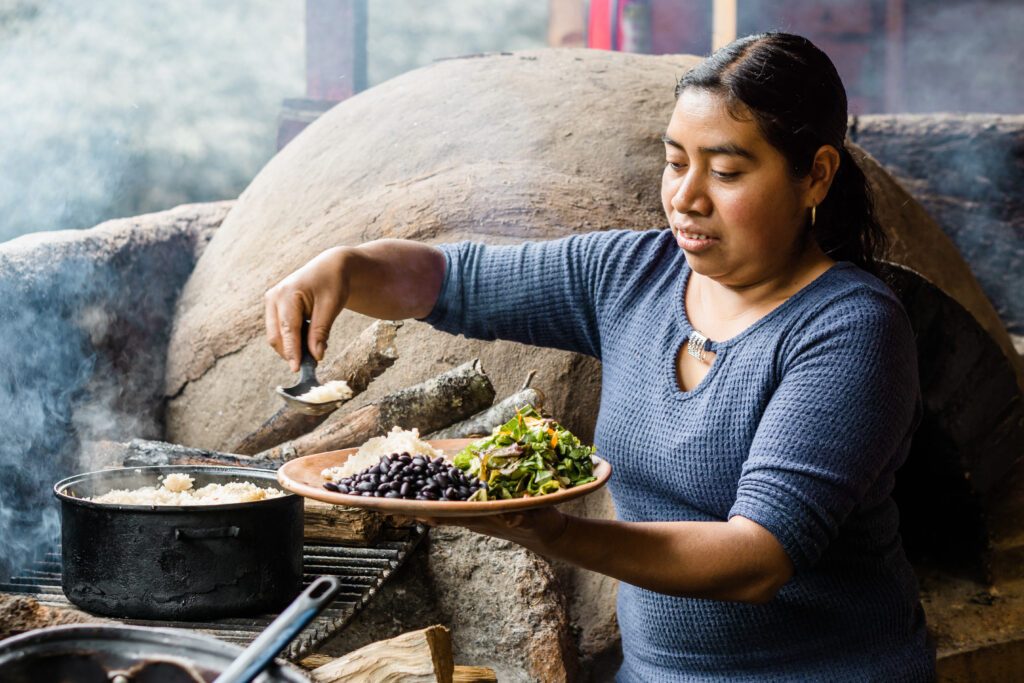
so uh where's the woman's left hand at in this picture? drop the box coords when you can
[417,506,569,551]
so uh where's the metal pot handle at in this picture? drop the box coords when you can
[213,576,343,683]
[174,526,241,540]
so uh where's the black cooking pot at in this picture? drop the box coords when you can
[54,466,303,620]
[0,624,309,682]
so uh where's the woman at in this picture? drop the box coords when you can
[265,33,934,681]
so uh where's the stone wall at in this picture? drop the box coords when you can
[0,201,232,579]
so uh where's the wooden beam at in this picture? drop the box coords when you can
[306,0,367,101]
[712,0,736,51]
[884,0,905,112]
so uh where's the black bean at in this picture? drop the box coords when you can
[458,486,469,498]
[323,481,340,492]
[447,466,460,478]
[444,487,457,499]
[411,465,424,475]
[435,474,450,488]
[399,482,410,497]
[385,491,402,498]
[422,490,438,500]
[356,481,375,493]
[423,482,439,493]
[377,461,389,475]
[337,485,351,494]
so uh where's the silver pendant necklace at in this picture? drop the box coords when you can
[687,329,710,362]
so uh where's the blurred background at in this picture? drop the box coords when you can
[1,0,1021,243]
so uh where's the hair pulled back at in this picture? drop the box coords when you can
[676,32,886,274]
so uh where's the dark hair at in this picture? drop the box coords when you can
[675,32,886,274]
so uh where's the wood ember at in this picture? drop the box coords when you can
[311,625,454,683]
[234,320,402,455]
[0,593,108,641]
[260,359,495,461]
[428,387,544,439]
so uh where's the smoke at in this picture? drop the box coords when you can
[0,0,303,242]
[367,0,546,85]
[901,1,1024,114]
[0,221,200,580]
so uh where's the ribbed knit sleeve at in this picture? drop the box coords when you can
[422,229,663,358]
[728,290,921,572]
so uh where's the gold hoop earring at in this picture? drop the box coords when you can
[811,205,817,227]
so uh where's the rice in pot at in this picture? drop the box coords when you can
[89,473,285,506]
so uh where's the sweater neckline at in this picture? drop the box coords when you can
[673,259,851,349]
[667,258,851,399]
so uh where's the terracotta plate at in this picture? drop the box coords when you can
[277,438,611,517]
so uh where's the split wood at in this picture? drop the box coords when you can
[427,386,544,439]
[310,625,454,683]
[259,359,495,461]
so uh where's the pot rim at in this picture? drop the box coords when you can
[0,623,309,680]
[53,465,298,513]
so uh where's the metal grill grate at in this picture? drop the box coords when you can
[0,526,425,661]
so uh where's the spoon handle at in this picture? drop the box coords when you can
[298,318,318,386]
[212,576,342,683]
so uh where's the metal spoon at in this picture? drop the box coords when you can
[212,576,342,683]
[275,319,346,416]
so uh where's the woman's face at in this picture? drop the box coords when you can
[661,88,815,287]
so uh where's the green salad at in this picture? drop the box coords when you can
[453,405,597,501]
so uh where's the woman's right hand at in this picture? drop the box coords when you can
[264,247,349,372]
[264,240,447,373]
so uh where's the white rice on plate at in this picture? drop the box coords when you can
[321,426,444,482]
[89,473,285,505]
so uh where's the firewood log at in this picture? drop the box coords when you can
[118,439,286,470]
[303,499,381,544]
[427,387,544,439]
[310,625,454,683]
[234,320,402,455]
[0,594,109,641]
[259,360,495,461]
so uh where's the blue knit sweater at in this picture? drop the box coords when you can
[423,228,934,682]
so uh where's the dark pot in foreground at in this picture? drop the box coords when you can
[0,624,309,682]
[54,466,303,620]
